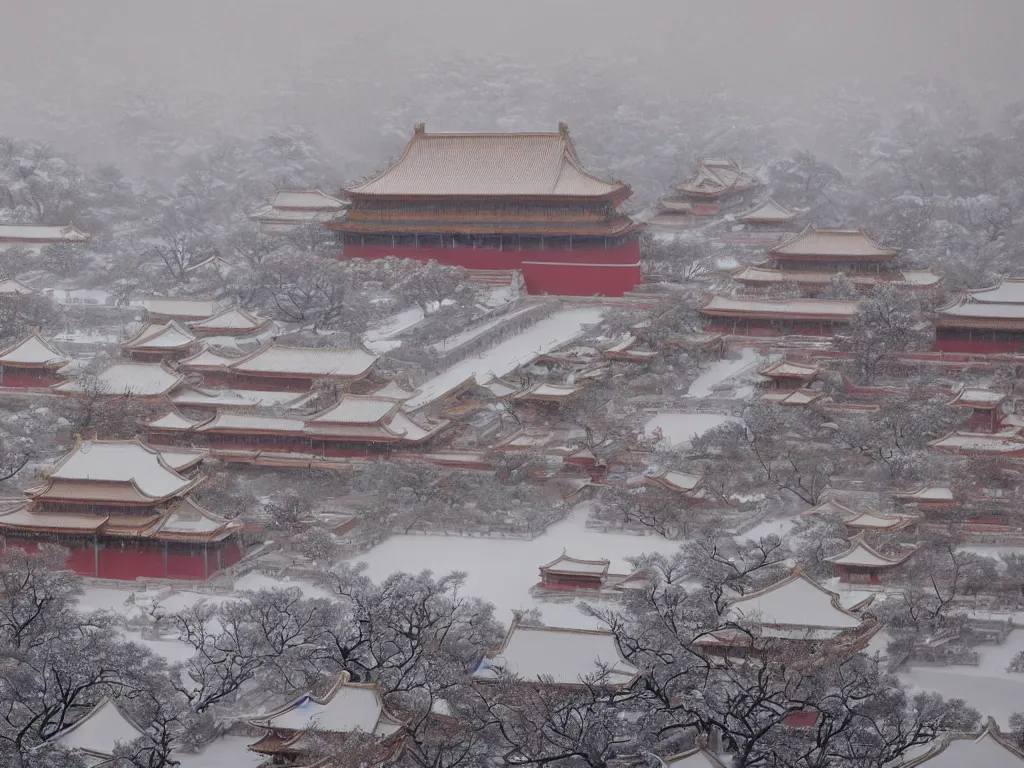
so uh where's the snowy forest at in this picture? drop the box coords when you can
[4,2,1024,768]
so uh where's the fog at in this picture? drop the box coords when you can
[4,0,1024,171]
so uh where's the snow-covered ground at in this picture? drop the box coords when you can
[352,503,682,629]
[899,629,1024,728]
[362,306,427,353]
[686,347,761,398]
[644,413,738,447]
[404,307,604,410]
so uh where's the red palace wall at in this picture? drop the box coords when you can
[339,241,642,297]
[0,368,62,388]
[2,537,242,581]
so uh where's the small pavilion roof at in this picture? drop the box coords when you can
[346,124,628,199]
[957,277,1024,305]
[43,697,145,761]
[0,504,108,533]
[187,307,269,334]
[699,295,859,322]
[738,197,797,223]
[646,469,704,494]
[823,535,914,568]
[899,719,1024,768]
[0,222,89,242]
[121,321,197,352]
[151,496,242,541]
[473,618,639,687]
[539,553,611,576]
[54,362,184,397]
[246,672,403,738]
[307,395,403,425]
[723,569,863,634]
[229,343,378,379]
[675,155,759,196]
[768,226,897,260]
[759,359,820,380]
[0,277,36,294]
[948,386,1006,410]
[0,332,69,368]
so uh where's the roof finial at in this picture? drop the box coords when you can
[558,122,569,136]
[413,122,426,135]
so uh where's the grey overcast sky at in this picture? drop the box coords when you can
[2,0,1022,139]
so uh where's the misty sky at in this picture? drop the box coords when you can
[3,0,1023,147]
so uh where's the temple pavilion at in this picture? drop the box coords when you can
[823,535,915,584]
[698,295,859,337]
[120,320,200,362]
[731,226,940,295]
[249,189,348,234]
[736,197,799,230]
[948,386,1008,433]
[246,672,405,767]
[693,569,876,661]
[328,123,643,297]
[663,156,760,215]
[0,332,69,387]
[0,439,244,580]
[935,278,1024,353]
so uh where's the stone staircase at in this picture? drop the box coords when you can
[466,268,517,286]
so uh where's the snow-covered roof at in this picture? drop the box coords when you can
[177,345,241,369]
[0,277,36,294]
[44,698,145,761]
[824,536,913,568]
[41,440,198,499]
[152,496,241,540]
[54,363,184,397]
[307,395,402,425]
[844,510,913,530]
[760,388,824,406]
[960,277,1024,305]
[229,343,378,379]
[675,155,759,196]
[188,307,268,333]
[347,125,628,198]
[769,226,897,259]
[738,197,797,223]
[248,673,403,737]
[893,486,954,502]
[168,386,312,410]
[662,746,729,768]
[647,470,704,492]
[725,570,863,631]
[139,297,223,320]
[198,412,306,434]
[513,382,585,401]
[122,321,197,351]
[759,359,819,379]
[699,295,859,320]
[481,376,522,398]
[928,429,1024,454]
[0,504,107,532]
[145,409,210,432]
[0,222,89,242]
[0,332,69,367]
[474,621,639,687]
[270,189,347,210]
[902,722,1024,768]
[804,499,859,518]
[539,553,611,576]
[948,386,1006,409]
[733,265,939,288]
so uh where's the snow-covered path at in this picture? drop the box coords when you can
[685,347,761,398]
[362,306,427,353]
[352,503,682,628]
[404,307,604,410]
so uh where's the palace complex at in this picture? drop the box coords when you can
[935,278,1024,353]
[328,123,643,297]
